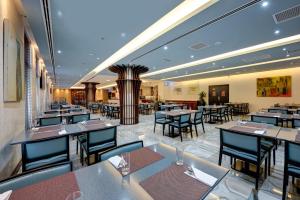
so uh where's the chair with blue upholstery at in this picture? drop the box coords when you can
[198,106,209,122]
[80,126,117,165]
[160,105,167,111]
[39,116,62,127]
[91,104,99,113]
[190,110,205,136]
[211,107,226,123]
[44,111,60,115]
[268,108,288,114]
[71,113,90,124]
[297,110,300,114]
[218,129,268,189]
[282,141,300,200]
[99,141,144,162]
[173,106,181,110]
[154,111,171,136]
[0,162,72,193]
[21,136,70,172]
[251,115,277,174]
[50,104,60,110]
[169,114,192,142]
[292,118,300,128]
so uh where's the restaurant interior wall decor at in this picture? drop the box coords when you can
[3,18,23,102]
[257,76,292,97]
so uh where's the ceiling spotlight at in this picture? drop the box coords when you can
[57,10,63,17]
[121,33,126,37]
[57,65,61,68]
[212,62,216,66]
[274,30,280,35]
[261,1,269,7]
[282,48,287,51]
[190,55,194,59]
[163,46,168,50]
[57,50,62,54]
[286,54,290,57]
[106,80,110,82]
[96,57,100,60]
[89,53,94,56]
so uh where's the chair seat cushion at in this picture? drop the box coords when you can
[261,139,275,151]
[288,164,300,175]
[25,154,68,170]
[82,141,116,154]
[223,146,267,162]
[169,122,190,128]
[156,119,171,124]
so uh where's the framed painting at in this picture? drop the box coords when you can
[3,18,23,102]
[257,76,291,97]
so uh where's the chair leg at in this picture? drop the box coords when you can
[273,148,276,166]
[282,174,288,200]
[268,151,271,176]
[194,124,198,137]
[190,125,193,138]
[292,176,295,184]
[179,128,183,142]
[201,122,205,133]
[163,124,165,136]
[154,123,156,133]
[264,159,268,179]
[76,140,79,154]
[255,163,260,190]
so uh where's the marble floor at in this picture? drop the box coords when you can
[69,113,300,200]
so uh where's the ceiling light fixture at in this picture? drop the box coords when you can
[261,1,269,7]
[71,0,218,87]
[282,48,287,51]
[121,33,126,37]
[274,30,280,35]
[98,83,117,89]
[190,55,194,59]
[57,50,62,54]
[161,56,300,80]
[163,46,168,50]
[142,34,300,78]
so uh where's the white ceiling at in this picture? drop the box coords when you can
[22,0,300,88]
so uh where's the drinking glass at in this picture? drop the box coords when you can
[176,147,184,166]
[121,153,130,176]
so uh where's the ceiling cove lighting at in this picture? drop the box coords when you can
[98,83,117,89]
[71,0,218,87]
[142,34,300,78]
[161,56,300,80]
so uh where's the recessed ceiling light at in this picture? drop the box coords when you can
[274,30,280,35]
[89,53,94,56]
[142,34,300,78]
[261,1,269,7]
[221,66,225,69]
[106,80,110,82]
[282,48,287,51]
[163,46,168,50]
[57,50,62,54]
[121,33,126,37]
[212,62,216,66]
[286,54,290,57]
[214,41,222,46]
[57,65,61,68]
[96,57,100,60]
[57,10,63,17]
[190,55,194,59]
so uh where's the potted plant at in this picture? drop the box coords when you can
[198,91,207,106]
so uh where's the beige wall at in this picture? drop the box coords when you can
[0,0,25,179]
[160,67,300,112]
[53,89,72,104]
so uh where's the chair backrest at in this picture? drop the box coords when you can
[251,115,278,126]
[39,117,62,126]
[44,111,59,115]
[87,127,117,152]
[220,107,226,114]
[286,141,300,166]
[22,136,69,171]
[197,106,204,112]
[72,113,90,124]
[155,112,165,120]
[182,105,188,109]
[194,111,203,122]
[0,162,72,193]
[220,129,260,155]
[268,108,288,114]
[173,106,181,110]
[180,114,191,124]
[297,110,300,114]
[99,141,144,161]
[50,104,60,110]
[160,105,166,111]
[293,119,300,128]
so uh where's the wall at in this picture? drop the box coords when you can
[53,89,72,104]
[160,67,300,112]
[0,0,25,179]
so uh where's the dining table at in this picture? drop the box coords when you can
[203,105,227,124]
[7,143,229,200]
[248,112,300,127]
[36,111,91,124]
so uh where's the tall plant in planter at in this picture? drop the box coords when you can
[198,91,207,106]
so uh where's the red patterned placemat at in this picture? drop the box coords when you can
[117,147,164,176]
[10,172,80,200]
[140,164,210,200]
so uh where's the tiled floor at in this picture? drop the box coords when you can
[70,113,300,200]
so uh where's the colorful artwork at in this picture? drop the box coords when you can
[257,76,291,97]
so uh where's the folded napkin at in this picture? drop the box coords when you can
[32,127,39,131]
[58,130,67,135]
[106,123,112,126]
[274,115,280,117]
[0,190,12,200]
[79,121,87,124]
[237,120,247,125]
[185,167,217,187]
[108,156,122,168]
[254,130,266,135]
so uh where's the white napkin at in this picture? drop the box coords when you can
[108,156,122,168]
[185,167,217,187]
[80,121,87,124]
[32,127,39,131]
[0,190,12,200]
[274,115,280,117]
[237,120,247,125]
[58,130,67,135]
[106,123,112,126]
[254,130,266,135]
